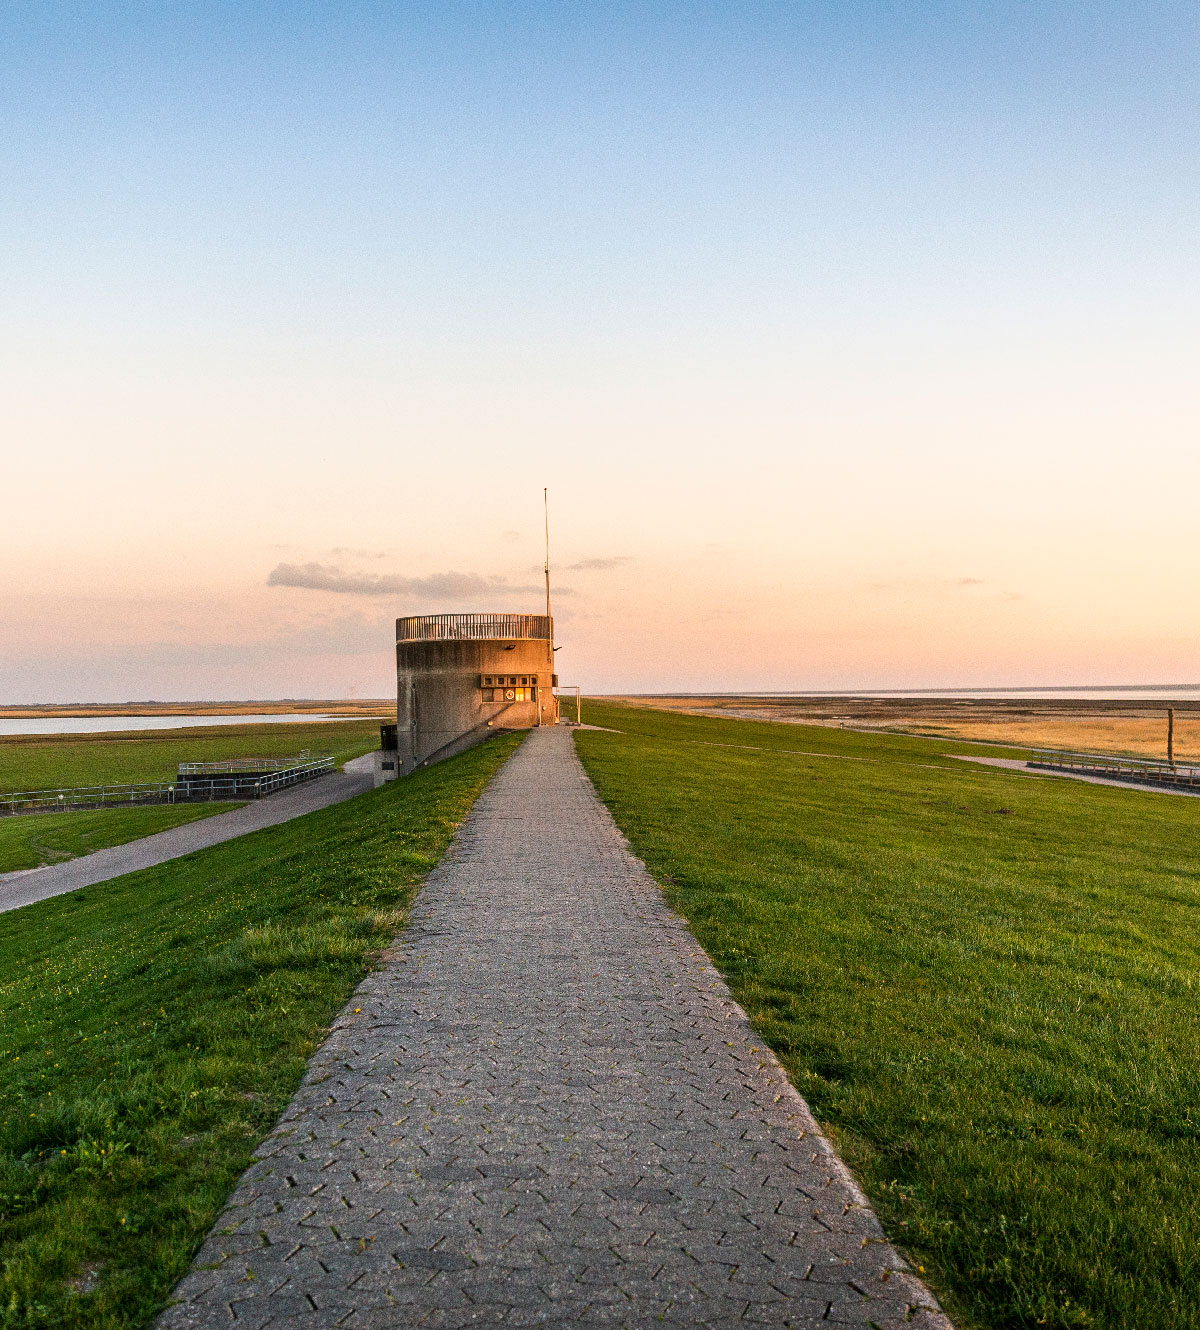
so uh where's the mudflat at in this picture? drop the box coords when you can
[607,694,1198,761]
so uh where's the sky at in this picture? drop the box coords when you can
[2,1,1197,700]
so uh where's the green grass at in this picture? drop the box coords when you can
[575,701,1200,1330]
[0,720,383,876]
[0,806,240,876]
[0,719,382,792]
[0,732,520,1329]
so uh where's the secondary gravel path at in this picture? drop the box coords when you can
[0,754,376,914]
[160,727,950,1329]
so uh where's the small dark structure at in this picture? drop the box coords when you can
[375,724,400,787]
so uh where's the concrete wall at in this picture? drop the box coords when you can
[396,633,557,772]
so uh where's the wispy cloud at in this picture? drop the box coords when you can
[267,563,550,598]
[564,556,631,571]
[329,547,389,560]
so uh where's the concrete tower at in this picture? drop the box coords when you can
[395,612,558,773]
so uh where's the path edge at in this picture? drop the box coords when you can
[567,728,955,1328]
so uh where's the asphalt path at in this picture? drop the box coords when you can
[0,753,377,915]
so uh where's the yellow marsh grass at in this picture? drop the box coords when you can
[892,716,1197,760]
[608,697,1197,763]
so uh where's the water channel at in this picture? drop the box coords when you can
[0,713,375,737]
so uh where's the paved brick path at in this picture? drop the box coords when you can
[160,728,950,1329]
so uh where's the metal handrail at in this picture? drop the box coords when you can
[1029,749,1200,786]
[396,613,552,643]
[176,758,335,794]
[2,782,176,814]
[178,756,314,775]
[1030,748,1200,773]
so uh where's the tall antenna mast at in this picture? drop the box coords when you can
[544,487,554,664]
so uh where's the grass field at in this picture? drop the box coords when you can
[0,719,382,792]
[0,732,520,1328]
[576,701,1200,1330]
[0,721,382,875]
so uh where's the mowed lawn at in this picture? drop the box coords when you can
[0,733,520,1329]
[576,702,1200,1330]
[0,720,382,874]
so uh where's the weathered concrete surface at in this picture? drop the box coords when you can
[160,727,949,1329]
[396,614,557,773]
[0,754,376,915]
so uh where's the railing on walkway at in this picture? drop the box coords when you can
[397,613,552,643]
[1,782,178,815]
[0,758,336,816]
[1029,749,1200,791]
[177,757,312,776]
[175,758,336,802]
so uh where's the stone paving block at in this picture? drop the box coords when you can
[158,728,950,1329]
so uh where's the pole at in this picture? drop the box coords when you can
[543,488,555,724]
[544,487,553,661]
[1168,707,1175,767]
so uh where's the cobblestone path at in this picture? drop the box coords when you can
[161,727,950,1329]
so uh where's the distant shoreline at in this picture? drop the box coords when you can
[610,685,1200,698]
[0,701,394,719]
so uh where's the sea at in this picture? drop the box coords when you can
[0,713,369,737]
[705,687,1200,703]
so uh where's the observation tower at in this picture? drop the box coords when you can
[394,612,558,773]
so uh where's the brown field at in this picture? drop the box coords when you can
[603,694,1200,762]
[0,699,394,719]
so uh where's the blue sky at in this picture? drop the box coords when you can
[7,3,1194,335]
[2,2,1197,697]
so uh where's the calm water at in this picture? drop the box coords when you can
[740,687,1200,702]
[0,713,371,737]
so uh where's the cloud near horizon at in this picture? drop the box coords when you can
[564,556,631,571]
[267,562,551,599]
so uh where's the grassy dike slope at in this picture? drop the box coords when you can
[576,702,1200,1330]
[0,807,243,878]
[0,720,382,875]
[0,733,521,1329]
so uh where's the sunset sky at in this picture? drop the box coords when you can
[3,2,1197,701]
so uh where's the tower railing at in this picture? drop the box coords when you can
[396,614,552,642]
